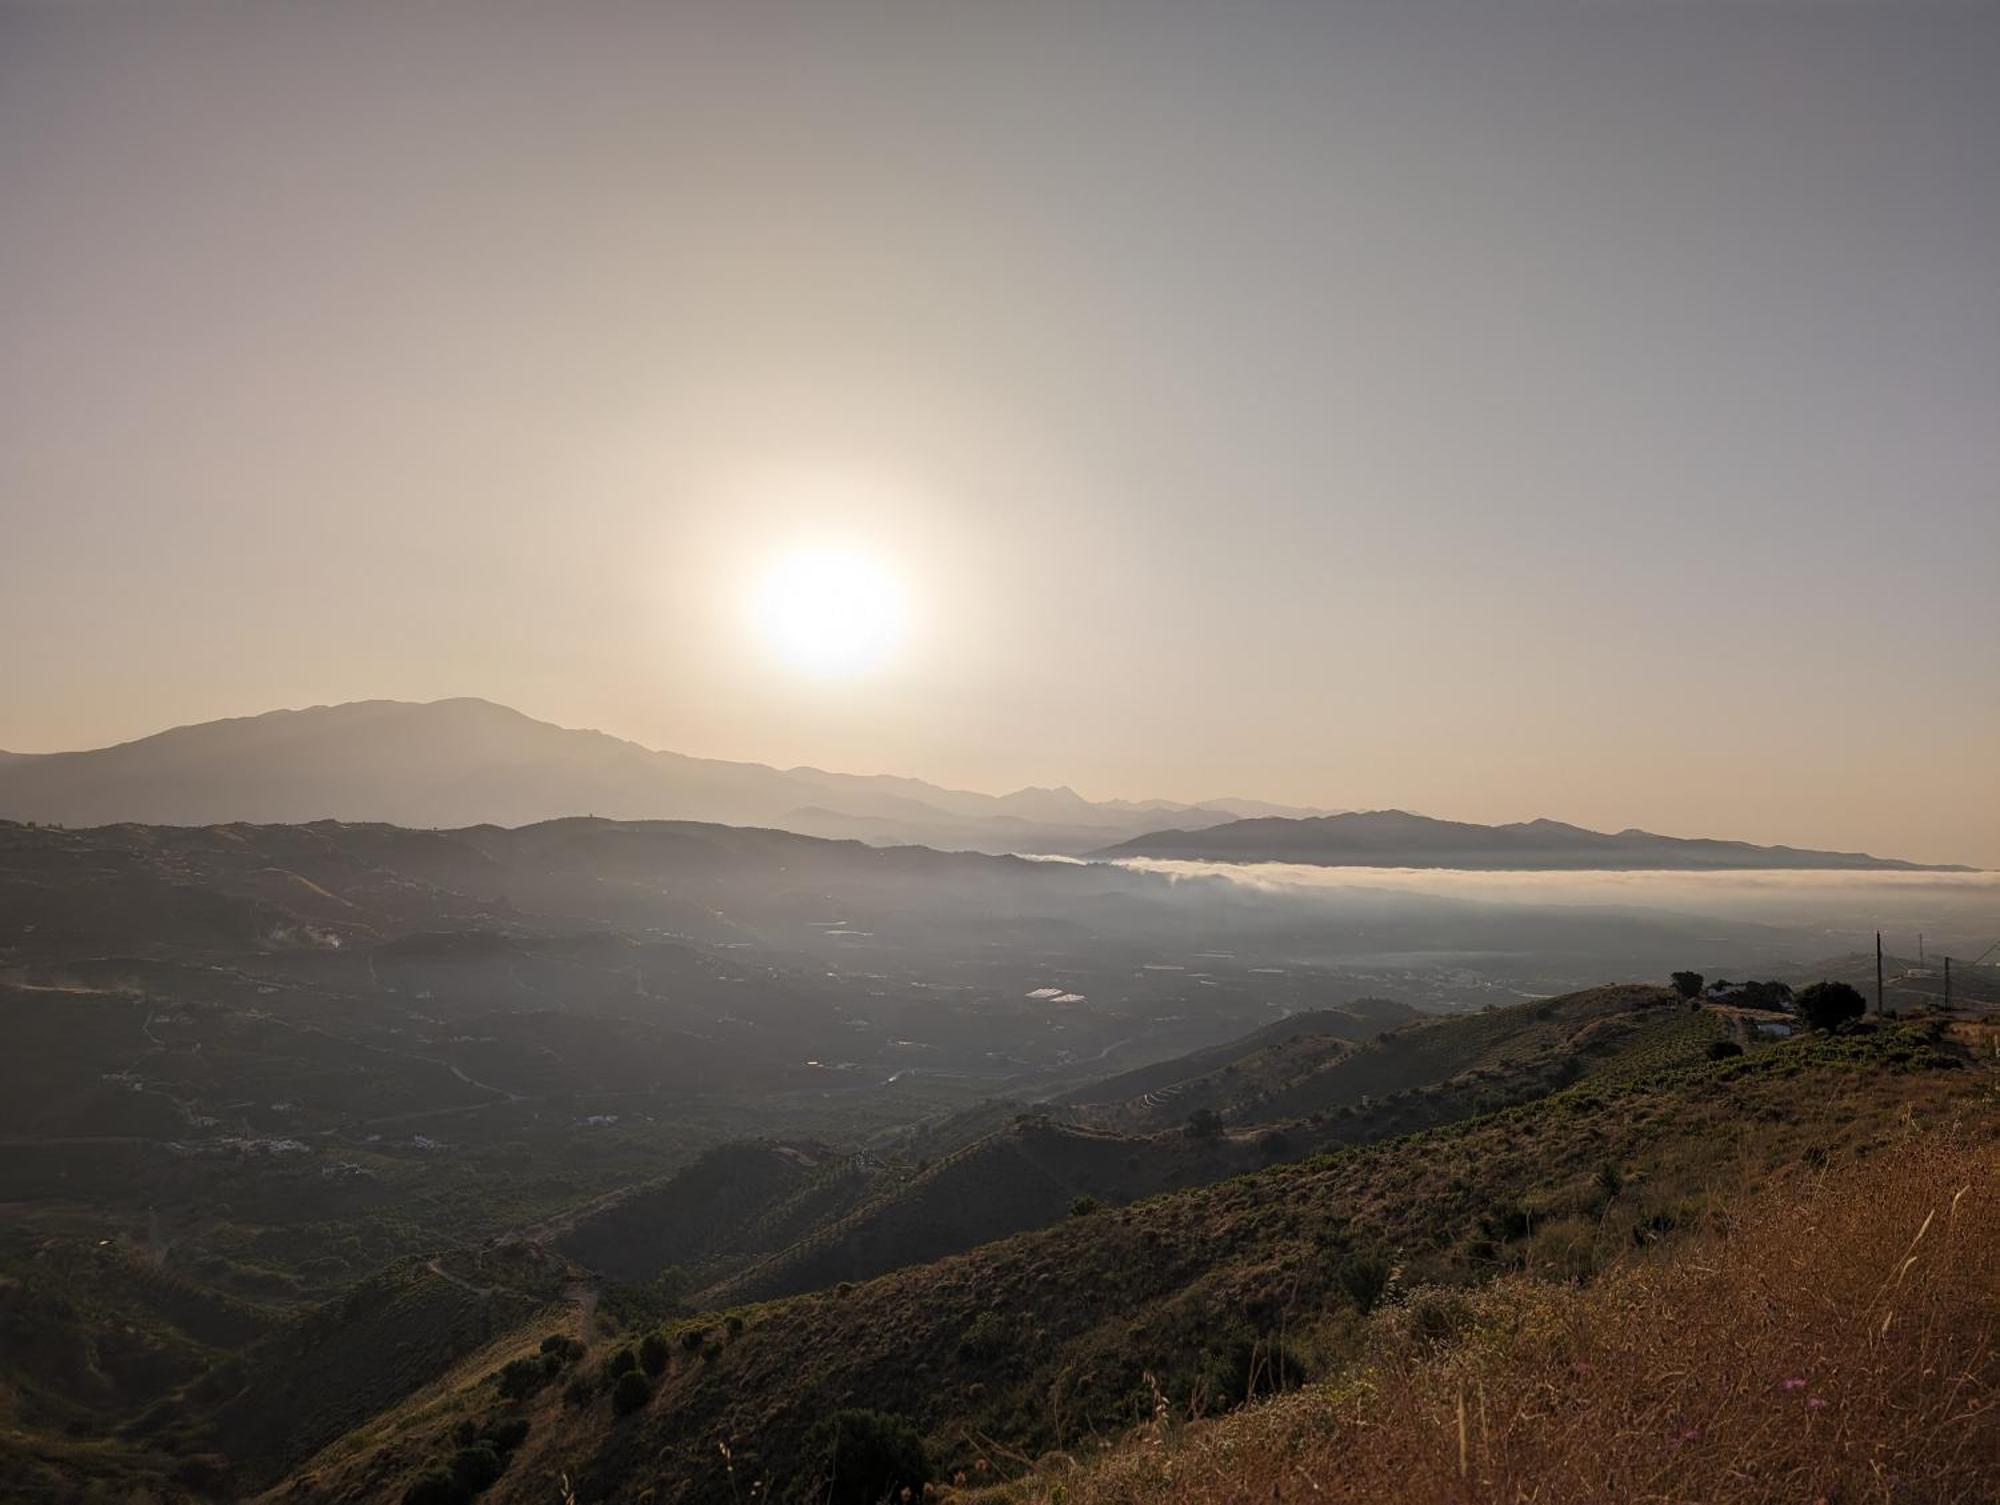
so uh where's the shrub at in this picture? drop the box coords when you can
[1334,1252,1393,1314]
[1706,1038,1742,1060]
[1069,1194,1103,1217]
[1185,1108,1225,1140]
[449,1441,503,1495]
[495,1355,551,1400]
[1196,1326,1306,1407]
[402,1467,458,1505]
[1670,971,1704,1000]
[605,1346,638,1378]
[678,1325,705,1352]
[481,1417,529,1454]
[611,1368,651,1416]
[958,1309,1011,1361]
[639,1330,669,1376]
[796,1409,929,1505]
[724,1313,744,1336]
[1796,980,1866,1031]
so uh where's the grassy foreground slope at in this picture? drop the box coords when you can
[991,1124,1999,1504]
[268,1017,1987,1505]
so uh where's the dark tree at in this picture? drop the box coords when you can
[1795,980,1866,1031]
[611,1368,652,1417]
[797,1409,929,1505]
[1706,1038,1743,1060]
[401,1468,459,1505]
[638,1330,669,1377]
[1671,971,1705,1000]
[449,1441,503,1495]
[605,1346,638,1378]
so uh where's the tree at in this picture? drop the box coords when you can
[797,1409,929,1505]
[401,1468,459,1505]
[1795,980,1866,1031]
[1185,1107,1224,1141]
[449,1441,503,1496]
[1671,971,1705,1000]
[1706,1038,1743,1060]
[611,1368,651,1417]
[638,1330,669,1377]
[605,1346,638,1378]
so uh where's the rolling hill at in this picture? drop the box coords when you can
[1098,808,1966,870]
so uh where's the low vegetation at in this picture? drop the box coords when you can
[991,1125,1998,1504]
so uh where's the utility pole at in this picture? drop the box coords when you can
[1876,931,1885,1018]
[1945,956,1952,1011]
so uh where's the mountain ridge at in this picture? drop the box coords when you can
[1097,806,1968,871]
[0,698,1318,855]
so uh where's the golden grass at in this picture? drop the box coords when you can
[994,1125,1999,1504]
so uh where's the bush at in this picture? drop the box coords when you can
[1334,1253,1393,1314]
[796,1409,929,1505]
[1706,1038,1742,1060]
[1671,971,1704,1000]
[958,1309,1011,1361]
[495,1355,551,1400]
[605,1346,638,1378]
[402,1467,459,1505]
[1185,1108,1225,1140]
[639,1330,669,1376]
[449,1441,503,1495]
[481,1417,529,1454]
[1069,1194,1103,1217]
[724,1313,744,1336]
[1796,980,1866,1032]
[611,1368,651,1416]
[678,1325,705,1352]
[1195,1326,1306,1406]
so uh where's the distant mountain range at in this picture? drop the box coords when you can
[0,698,1330,855]
[1097,809,1968,871]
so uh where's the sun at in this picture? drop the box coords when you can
[752,546,908,677]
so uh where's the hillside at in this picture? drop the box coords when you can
[1066,984,1695,1133]
[0,699,1315,855]
[988,1124,2000,1504]
[258,1017,1987,1505]
[682,989,1715,1306]
[1099,809,1965,871]
[1057,998,1418,1112]
[552,1141,880,1286]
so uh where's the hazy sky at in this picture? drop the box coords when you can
[3,2,1996,865]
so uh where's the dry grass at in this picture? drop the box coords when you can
[998,1126,1999,1504]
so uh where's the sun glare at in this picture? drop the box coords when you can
[753,546,907,677]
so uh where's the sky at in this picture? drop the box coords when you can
[2,1,1996,866]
